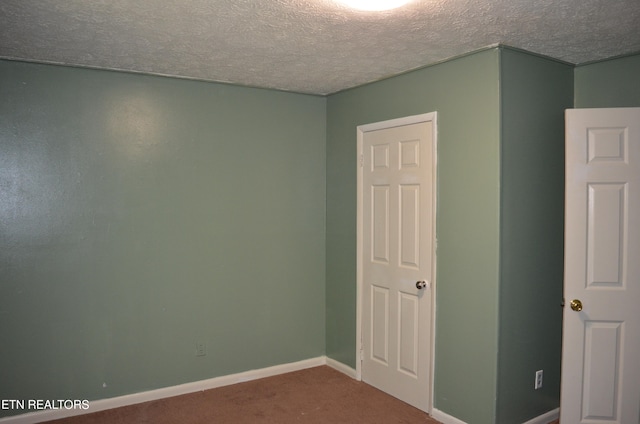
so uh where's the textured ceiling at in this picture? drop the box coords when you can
[1,0,639,95]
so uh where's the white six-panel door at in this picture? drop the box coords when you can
[358,114,436,412]
[562,108,640,423]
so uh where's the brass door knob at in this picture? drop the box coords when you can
[570,299,583,312]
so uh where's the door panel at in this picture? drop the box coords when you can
[398,292,419,376]
[372,185,390,263]
[561,107,640,424]
[371,285,390,364]
[400,184,420,267]
[360,116,435,412]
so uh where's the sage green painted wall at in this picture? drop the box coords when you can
[496,48,573,423]
[0,60,326,417]
[7,45,631,423]
[574,53,640,107]
[326,49,502,424]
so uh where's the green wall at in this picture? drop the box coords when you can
[0,60,326,417]
[326,49,502,424]
[326,47,577,423]
[575,53,640,107]
[496,48,573,423]
[3,47,637,423]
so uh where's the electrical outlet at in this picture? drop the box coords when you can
[195,342,206,357]
[535,370,543,389]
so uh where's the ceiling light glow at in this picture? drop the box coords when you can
[337,0,412,11]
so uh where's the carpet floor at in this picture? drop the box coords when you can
[44,366,442,424]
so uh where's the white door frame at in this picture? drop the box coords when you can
[356,112,437,411]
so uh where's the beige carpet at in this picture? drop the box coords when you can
[45,366,441,424]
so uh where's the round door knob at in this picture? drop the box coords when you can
[570,299,583,312]
[416,281,427,290]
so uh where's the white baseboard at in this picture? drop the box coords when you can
[430,407,559,424]
[0,356,326,424]
[522,408,559,424]
[325,357,357,379]
[0,359,559,424]
[431,408,468,424]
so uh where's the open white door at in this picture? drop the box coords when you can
[357,113,436,412]
[561,107,640,423]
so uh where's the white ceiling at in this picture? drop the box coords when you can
[1,0,639,95]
